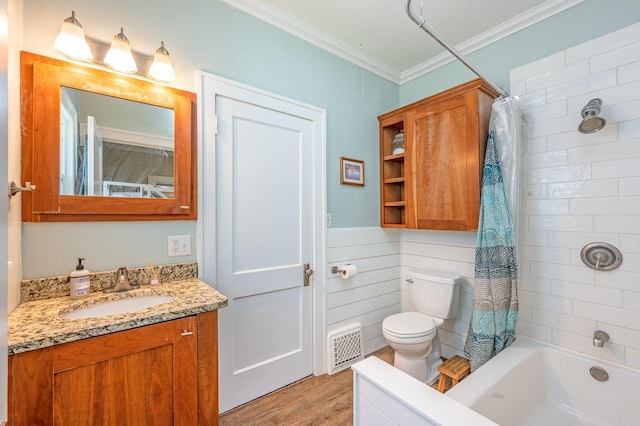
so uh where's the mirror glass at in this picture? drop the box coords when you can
[60,87,175,198]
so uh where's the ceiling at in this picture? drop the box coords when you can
[221,0,584,84]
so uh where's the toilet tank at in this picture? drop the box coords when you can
[406,269,461,319]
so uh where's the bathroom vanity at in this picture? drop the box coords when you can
[7,277,227,425]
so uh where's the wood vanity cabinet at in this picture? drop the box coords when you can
[379,78,498,230]
[8,311,218,426]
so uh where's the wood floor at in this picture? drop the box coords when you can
[219,346,395,425]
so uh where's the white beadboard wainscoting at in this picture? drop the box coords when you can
[327,227,477,360]
[326,227,401,354]
[402,230,477,360]
[511,21,640,370]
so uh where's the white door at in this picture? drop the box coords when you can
[86,116,103,196]
[199,75,326,413]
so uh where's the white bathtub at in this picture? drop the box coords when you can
[352,336,640,425]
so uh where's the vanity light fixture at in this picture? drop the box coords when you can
[53,11,93,61]
[103,28,137,74]
[54,13,178,83]
[148,41,176,83]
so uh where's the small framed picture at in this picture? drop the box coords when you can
[340,157,365,186]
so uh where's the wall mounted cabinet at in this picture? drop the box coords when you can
[379,78,498,230]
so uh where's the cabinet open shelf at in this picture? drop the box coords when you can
[383,205,406,226]
[379,115,407,226]
[383,153,405,161]
[384,177,405,184]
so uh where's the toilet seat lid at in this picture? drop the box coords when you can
[383,312,437,337]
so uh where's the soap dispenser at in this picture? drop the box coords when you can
[70,258,91,299]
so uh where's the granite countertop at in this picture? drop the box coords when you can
[8,278,228,355]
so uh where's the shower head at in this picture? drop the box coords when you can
[578,98,606,134]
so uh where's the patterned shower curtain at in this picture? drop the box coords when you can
[464,98,520,372]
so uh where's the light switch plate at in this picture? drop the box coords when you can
[168,235,191,257]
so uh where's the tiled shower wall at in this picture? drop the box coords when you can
[512,22,640,369]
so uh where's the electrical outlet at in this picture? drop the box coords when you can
[327,213,332,228]
[168,235,192,257]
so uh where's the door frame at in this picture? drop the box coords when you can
[196,71,327,376]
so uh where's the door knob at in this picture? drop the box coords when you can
[303,263,314,286]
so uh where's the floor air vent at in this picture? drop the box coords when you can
[328,324,363,374]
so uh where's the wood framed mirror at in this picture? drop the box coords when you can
[20,51,196,222]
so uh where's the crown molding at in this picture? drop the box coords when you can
[220,0,401,82]
[221,0,585,85]
[399,0,585,84]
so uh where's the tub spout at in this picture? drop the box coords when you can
[593,330,609,348]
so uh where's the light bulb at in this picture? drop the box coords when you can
[104,28,137,73]
[53,11,93,61]
[148,41,176,82]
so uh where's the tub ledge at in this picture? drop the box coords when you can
[352,356,497,425]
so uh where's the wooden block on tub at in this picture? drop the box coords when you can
[436,355,471,392]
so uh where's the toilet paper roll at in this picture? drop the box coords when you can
[338,264,358,279]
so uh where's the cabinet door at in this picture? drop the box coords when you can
[52,316,197,425]
[413,91,482,231]
[10,317,198,426]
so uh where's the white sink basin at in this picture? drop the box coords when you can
[63,295,173,320]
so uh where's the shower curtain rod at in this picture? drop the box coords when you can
[405,0,509,98]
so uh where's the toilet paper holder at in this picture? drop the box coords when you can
[331,264,358,279]
[331,264,353,274]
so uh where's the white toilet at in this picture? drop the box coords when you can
[382,269,461,383]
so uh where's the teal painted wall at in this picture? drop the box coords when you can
[18,0,640,278]
[20,0,398,278]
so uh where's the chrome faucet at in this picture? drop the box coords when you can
[112,267,133,292]
[593,330,610,348]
